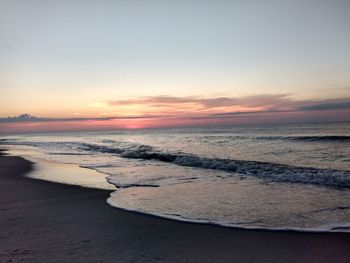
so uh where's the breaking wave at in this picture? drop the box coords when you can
[2,139,350,188]
[79,143,350,188]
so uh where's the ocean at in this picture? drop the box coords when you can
[1,122,350,232]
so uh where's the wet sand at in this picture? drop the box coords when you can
[0,149,349,262]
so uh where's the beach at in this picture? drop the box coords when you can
[2,0,350,261]
[0,149,349,263]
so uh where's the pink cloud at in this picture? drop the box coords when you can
[1,95,350,133]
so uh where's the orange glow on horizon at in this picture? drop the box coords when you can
[1,94,350,133]
[1,108,350,134]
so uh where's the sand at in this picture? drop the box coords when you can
[0,149,349,263]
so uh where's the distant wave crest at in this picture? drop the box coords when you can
[257,135,350,142]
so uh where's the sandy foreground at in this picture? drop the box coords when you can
[0,149,349,263]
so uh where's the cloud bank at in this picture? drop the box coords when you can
[1,95,349,133]
[108,95,350,112]
[0,113,167,123]
[2,95,350,124]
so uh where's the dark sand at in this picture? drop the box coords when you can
[0,150,350,263]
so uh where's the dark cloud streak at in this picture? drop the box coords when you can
[0,114,168,123]
[107,95,290,109]
[2,97,350,124]
[298,101,350,111]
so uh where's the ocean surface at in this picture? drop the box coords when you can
[1,122,350,232]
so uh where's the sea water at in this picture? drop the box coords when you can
[1,122,350,232]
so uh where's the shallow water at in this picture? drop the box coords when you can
[1,122,350,231]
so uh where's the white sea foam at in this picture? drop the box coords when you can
[107,202,350,233]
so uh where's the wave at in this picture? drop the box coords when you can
[78,143,350,188]
[2,139,350,188]
[193,135,350,142]
[256,135,350,142]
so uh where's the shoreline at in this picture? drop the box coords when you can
[6,146,350,234]
[106,199,350,234]
[1,149,350,262]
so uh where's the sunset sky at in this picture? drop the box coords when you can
[1,0,350,132]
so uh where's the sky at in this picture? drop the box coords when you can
[1,0,350,132]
